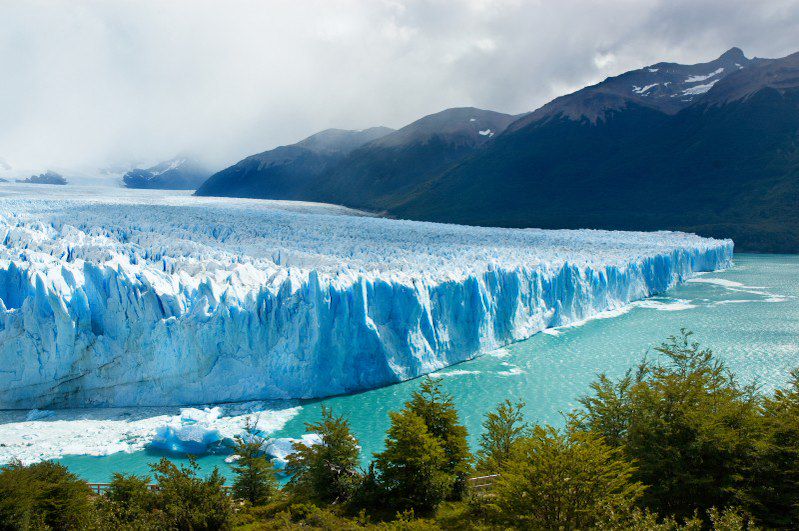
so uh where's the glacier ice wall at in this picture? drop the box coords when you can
[0,188,734,408]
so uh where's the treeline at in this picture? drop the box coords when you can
[1,330,798,530]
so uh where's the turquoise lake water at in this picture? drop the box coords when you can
[47,254,799,481]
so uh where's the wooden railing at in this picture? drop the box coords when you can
[86,483,233,495]
[87,475,497,496]
[466,474,500,492]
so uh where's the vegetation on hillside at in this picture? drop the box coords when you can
[1,330,797,529]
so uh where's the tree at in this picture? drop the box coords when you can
[475,399,527,473]
[579,369,636,447]
[0,460,95,530]
[746,369,799,527]
[488,424,645,529]
[230,419,278,505]
[285,406,361,504]
[150,457,233,530]
[405,377,471,498]
[97,473,160,528]
[579,330,761,518]
[373,409,453,514]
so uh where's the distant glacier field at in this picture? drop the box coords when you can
[0,183,732,410]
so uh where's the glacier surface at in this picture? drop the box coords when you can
[0,185,733,409]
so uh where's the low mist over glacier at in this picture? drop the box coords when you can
[0,185,732,409]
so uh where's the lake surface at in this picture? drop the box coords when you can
[35,254,799,481]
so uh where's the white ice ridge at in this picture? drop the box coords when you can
[0,186,734,408]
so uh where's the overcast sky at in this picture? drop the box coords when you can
[1,0,798,174]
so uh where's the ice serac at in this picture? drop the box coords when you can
[0,190,734,409]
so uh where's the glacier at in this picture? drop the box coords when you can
[0,185,733,409]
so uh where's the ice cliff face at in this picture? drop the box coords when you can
[0,187,733,409]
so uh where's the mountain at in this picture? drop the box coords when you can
[310,107,519,210]
[123,158,211,190]
[509,47,759,128]
[16,171,67,185]
[195,108,517,207]
[390,48,799,253]
[195,127,394,199]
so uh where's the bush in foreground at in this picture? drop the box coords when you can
[149,457,233,530]
[0,460,94,530]
[373,408,453,515]
[231,419,279,505]
[96,473,160,528]
[486,424,645,529]
[405,378,472,499]
[475,399,527,474]
[579,329,761,519]
[286,406,361,505]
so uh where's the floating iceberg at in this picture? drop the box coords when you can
[148,407,229,455]
[0,187,733,409]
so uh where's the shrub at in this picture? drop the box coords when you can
[285,406,361,504]
[373,409,452,514]
[579,330,761,518]
[746,369,799,527]
[149,457,233,530]
[475,399,527,473]
[488,425,645,529]
[0,460,94,530]
[404,378,471,498]
[96,473,160,528]
[231,419,279,505]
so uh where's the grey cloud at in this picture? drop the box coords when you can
[0,0,797,174]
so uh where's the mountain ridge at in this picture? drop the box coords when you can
[392,48,799,252]
[123,157,211,190]
[195,47,799,252]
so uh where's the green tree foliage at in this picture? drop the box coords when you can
[285,406,361,504]
[579,329,761,519]
[230,418,279,505]
[488,424,645,529]
[475,399,527,473]
[149,457,233,530]
[373,409,453,514]
[746,369,799,527]
[0,460,94,530]
[405,378,471,497]
[96,473,159,529]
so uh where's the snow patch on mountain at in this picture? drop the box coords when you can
[632,83,658,94]
[685,67,725,83]
[682,79,720,95]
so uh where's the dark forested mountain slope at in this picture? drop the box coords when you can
[195,108,516,208]
[310,107,518,210]
[392,50,799,252]
[194,127,393,200]
[197,48,799,252]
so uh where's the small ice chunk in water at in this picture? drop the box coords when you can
[264,434,322,468]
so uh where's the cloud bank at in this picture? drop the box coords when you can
[1,0,797,174]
